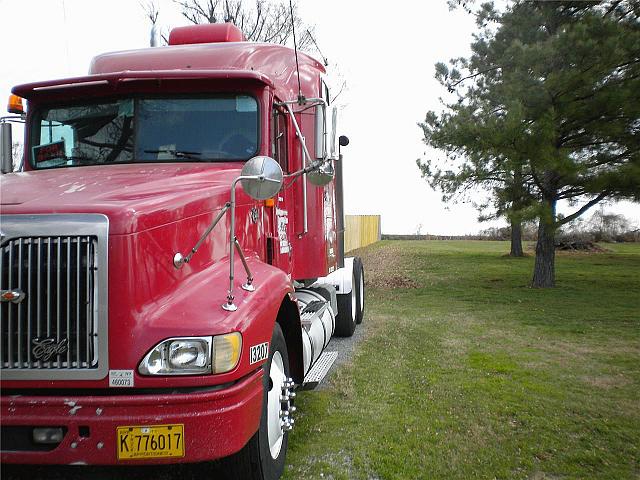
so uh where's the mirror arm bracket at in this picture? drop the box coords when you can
[223,174,279,311]
[234,238,255,292]
[173,202,231,269]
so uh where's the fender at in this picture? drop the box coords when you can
[275,293,304,384]
[125,255,296,388]
[315,256,355,295]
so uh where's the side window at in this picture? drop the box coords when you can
[272,108,288,173]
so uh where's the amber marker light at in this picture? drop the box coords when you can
[213,332,242,373]
[7,94,24,115]
[264,197,275,208]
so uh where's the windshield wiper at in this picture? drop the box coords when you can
[144,148,203,160]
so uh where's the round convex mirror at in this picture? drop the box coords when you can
[240,156,283,200]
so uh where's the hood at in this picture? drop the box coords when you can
[0,163,243,234]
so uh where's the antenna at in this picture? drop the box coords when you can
[289,0,304,104]
[306,29,328,67]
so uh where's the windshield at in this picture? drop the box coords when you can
[30,96,259,169]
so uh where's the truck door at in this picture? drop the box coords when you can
[268,105,293,274]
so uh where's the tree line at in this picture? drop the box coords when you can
[480,210,639,243]
[418,0,639,287]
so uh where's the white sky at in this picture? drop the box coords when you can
[0,0,638,234]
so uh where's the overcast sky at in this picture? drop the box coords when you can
[0,0,637,234]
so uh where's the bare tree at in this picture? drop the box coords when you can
[588,210,631,242]
[141,1,169,45]
[173,0,313,49]
[12,141,23,171]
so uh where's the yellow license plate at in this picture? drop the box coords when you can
[117,424,184,460]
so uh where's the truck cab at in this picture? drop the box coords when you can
[0,23,364,479]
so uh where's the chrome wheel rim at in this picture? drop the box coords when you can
[267,350,286,459]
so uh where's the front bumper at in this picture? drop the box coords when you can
[0,370,263,465]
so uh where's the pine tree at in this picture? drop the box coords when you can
[419,0,640,287]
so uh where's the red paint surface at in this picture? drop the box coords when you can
[1,163,243,234]
[1,33,338,466]
[169,23,246,45]
[1,370,263,465]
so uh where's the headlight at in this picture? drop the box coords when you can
[139,337,212,376]
[138,333,242,376]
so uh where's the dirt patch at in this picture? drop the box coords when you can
[526,242,612,254]
[368,273,419,289]
[582,374,631,389]
[542,339,640,360]
[352,244,419,289]
[528,471,566,480]
[555,240,610,252]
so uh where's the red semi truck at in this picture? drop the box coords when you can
[0,23,365,479]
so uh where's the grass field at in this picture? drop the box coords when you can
[283,241,640,480]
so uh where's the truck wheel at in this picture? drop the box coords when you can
[335,270,357,337]
[354,257,365,324]
[222,324,291,479]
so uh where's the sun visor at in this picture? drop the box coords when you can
[12,70,273,101]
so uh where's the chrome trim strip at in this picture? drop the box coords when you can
[0,214,109,381]
[0,245,3,364]
[36,237,41,367]
[76,236,81,368]
[56,237,61,369]
[32,80,110,91]
[7,240,14,368]
[17,239,23,365]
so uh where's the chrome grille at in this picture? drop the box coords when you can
[1,236,97,369]
[0,214,109,380]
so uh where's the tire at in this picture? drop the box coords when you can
[221,324,291,479]
[335,269,357,337]
[354,257,365,324]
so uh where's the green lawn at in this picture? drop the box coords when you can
[283,241,640,480]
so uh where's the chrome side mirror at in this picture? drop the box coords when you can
[308,161,334,186]
[223,156,283,311]
[240,156,283,200]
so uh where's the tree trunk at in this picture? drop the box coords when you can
[510,219,524,257]
[532,200,557,288]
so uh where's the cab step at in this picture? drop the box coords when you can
[301,351,338,390]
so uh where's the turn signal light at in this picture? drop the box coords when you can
[264,198,275,207]
[7,94,24,114]
[213,332,242,373]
